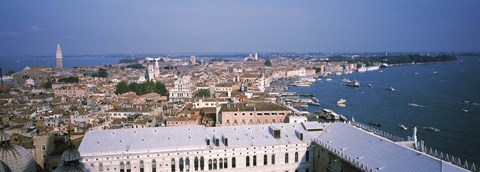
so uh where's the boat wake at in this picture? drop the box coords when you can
[408,103,426,108]
[422,126,441,132]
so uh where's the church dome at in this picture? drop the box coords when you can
[0,160,12,172]
[61,145,81,162]
[53,141,96,172]
[0,132,37,172]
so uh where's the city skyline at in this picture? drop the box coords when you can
[1,0,480,56]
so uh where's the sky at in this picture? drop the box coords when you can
[0,0,479,56]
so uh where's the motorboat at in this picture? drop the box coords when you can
[399,124,407,130]
[341,78,352,83]
[387,87,395,91]
[337,99,346,104]
[367,84,372,87]
[346,80,360,87]
[462,109,469,113]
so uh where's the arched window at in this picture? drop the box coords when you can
[152,160,157,172]
[271,154,275,165]
[120,162,125,172]
[253,155,257,166]
[171,158,176,172]
[99,163,103,172]
[306,150,310,161]
[185,157,190,170]
[200,156,205,170]
[126,161,131,172]
[295,152,299,162]
[179,158,184,172]
[246,156,250,167]
[41,145,46,151]
[194,157,199,171]
[223,158,227,169]
[213,159,217,169]
[263,155,268,165]
[285,153,289,164]
[219,158,223,169]
[208,159,212,170]
[139,160,144,172]
[232,157,236,168]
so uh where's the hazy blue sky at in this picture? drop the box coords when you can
[1,0,479,55]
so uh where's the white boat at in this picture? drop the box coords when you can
[387,87,395,91]
[357,67,367,73]
[325,78,332,81]
[337,99,346,104]
[462,109,469,113]
[399,124,407,130]
[341,78,352,83]
[367,84,372,87]
[296,83,311,87]
[346,80,360,87]
[367,66,380,71]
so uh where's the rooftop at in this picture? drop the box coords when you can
[316,122,468,172]
[79,122,326,156]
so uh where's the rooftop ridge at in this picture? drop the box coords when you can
[317,121,476,172]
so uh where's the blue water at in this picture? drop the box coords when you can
[0,55,120,72]
[290,56,480,164]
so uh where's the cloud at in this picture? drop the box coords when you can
[30,26,42,32]
[0,32,21,37]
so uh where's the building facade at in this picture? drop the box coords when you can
[53,85,88,98]
[79,122,320,172]
[219,103,291,126]
[169,76,193,102]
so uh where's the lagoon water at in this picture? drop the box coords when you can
[0,55,120,72]
[290,56,480,164]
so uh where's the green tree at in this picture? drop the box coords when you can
[92,68,108,78]
[58,76,79,83]
[115,81,129,94]
[128,82,143,95]
[42,79,53,89]
[196,89,210,97]
[155,82,168,96]
[98,68,108,78]
[264,59,272,67]
[6,70,15,76]
[142,80,156,94]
